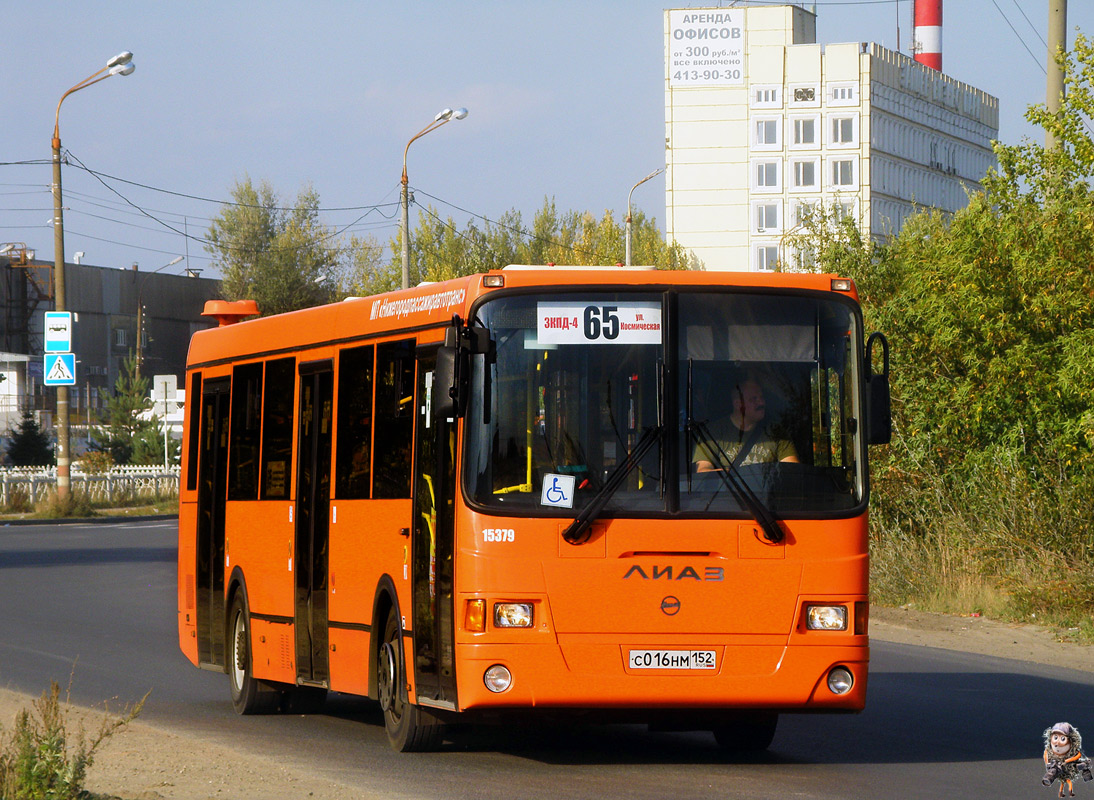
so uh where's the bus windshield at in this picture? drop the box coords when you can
[465,289,865,517]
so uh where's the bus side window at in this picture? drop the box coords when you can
[373,339,415,499]
[261,358,295,499]
[335,344,375,499]
[186,372,202,492]
[227,363,263,501]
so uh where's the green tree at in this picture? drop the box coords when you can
[788,34,1094,623]
[346,198,698,294]
[93,354,166,466]
[207,178,343,316]
[5,410,54,466]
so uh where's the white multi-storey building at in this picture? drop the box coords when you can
[664,4,999,271]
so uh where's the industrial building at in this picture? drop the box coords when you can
[664,3,999,271]
[0,243,221,452]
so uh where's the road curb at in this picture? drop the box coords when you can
[0,514,178,526]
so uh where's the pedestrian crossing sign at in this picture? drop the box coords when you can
[43,353,76,386]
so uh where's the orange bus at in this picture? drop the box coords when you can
[177,266,891,752]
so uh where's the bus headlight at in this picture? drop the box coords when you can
[806,605,848,631]
[484,664,512,693]
[827,666,854,695]
[494,603,534,628]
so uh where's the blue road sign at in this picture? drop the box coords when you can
[43,353,76,386]
[44,312,72,353]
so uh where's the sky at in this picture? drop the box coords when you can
[2,0,1091,278]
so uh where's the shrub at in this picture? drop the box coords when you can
[0,680,144,800]
[76,452,113,476]
[1,485,32,514]
[34,491,96,520]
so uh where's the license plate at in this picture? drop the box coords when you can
[628,649,717,670]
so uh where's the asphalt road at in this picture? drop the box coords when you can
[0,520,1087,799]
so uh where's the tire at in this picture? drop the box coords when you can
[377,610,443,752]
[712,712,778,751]
[228,593,282,715]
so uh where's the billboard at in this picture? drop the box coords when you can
[667,9,745,88]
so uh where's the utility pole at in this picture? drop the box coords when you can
[1046,0,1067,149]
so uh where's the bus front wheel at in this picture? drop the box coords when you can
[228,593,282,715]
[377,610,443,752]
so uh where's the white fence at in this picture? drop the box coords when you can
[0,466,180,506]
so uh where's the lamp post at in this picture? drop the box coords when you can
[625,168,664,267]
[400,107,468,289]
[136,255,183,379]
[52,50,135,498]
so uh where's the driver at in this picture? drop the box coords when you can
[693,376,799,472]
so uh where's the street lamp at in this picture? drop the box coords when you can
[136,255,184,379]
[52,50,135,498]
[625,168,664,267]
[400,107,468,289]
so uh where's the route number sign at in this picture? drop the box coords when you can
[537,301,662,345]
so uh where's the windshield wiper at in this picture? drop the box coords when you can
[562,425,661,545]
[684,359,783,544]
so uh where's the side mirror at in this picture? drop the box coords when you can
[865,331,891,445]
[432,317,492,422]
[433,344,460,420]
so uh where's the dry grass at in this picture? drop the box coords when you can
[870,439,1094,641]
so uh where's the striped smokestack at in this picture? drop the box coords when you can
[913,0,942,71]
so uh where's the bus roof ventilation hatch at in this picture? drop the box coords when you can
[202,299,259,327]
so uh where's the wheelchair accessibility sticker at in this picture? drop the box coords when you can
[541,473,576,509]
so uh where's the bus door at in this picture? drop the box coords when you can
[294,361,333,686]
[411,350,457,708]
[196,377,230,669]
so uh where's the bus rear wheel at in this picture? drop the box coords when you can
[712,712,778,751]
[228,593,282,715]
[377,610,443,752]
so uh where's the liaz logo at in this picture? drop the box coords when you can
[623,565,724,582]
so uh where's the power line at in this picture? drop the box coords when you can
[1009,0,1047,48]
[67,160,403,213]
[60,227,214,263]
[989,0,1047,75]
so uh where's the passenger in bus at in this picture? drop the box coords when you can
[693,375,799,471]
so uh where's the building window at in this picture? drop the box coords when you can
[755,244,779,271]
[830,157,857,189]
[790,158,820,191]
[792,198,820,227]
[828,83,858,107]
[751,85,781,108]
[753,201,781,232]
[113,328,127,348]
[752,117,781,149]
[752,160,782,192]
[790,115,819,148]
[788,245,817,272]
[829,115,858,147]
[833,198,858,222]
